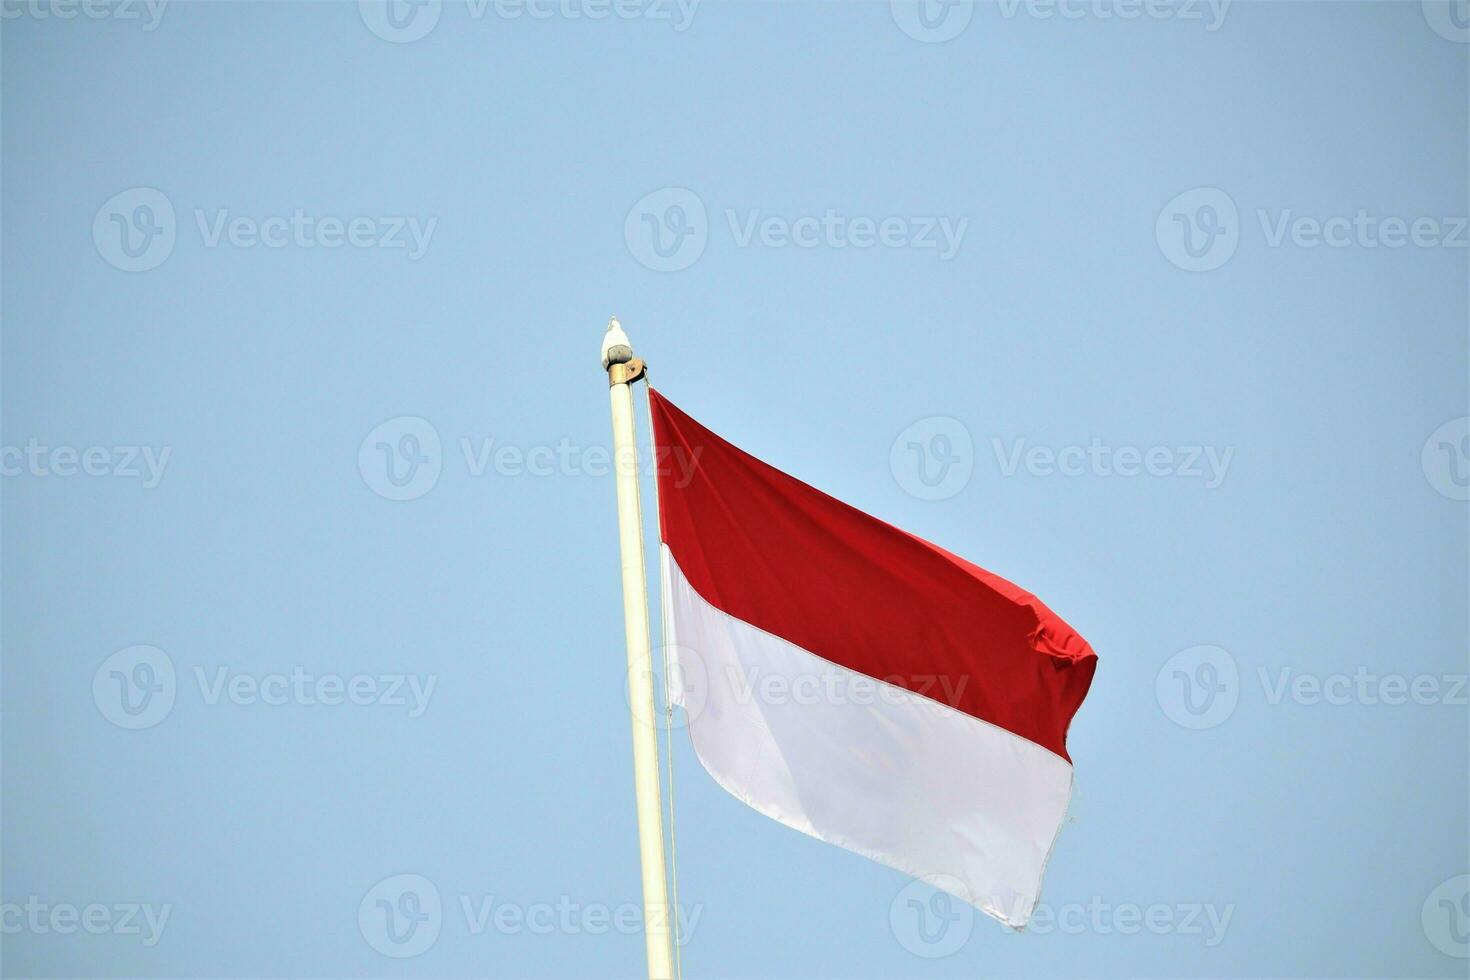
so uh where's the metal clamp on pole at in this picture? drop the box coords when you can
[608,356,647,387]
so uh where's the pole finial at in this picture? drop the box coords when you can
[602,316,633,370]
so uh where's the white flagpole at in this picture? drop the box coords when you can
[602,317,675,980]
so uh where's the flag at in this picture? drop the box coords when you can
[650,389,1096,927]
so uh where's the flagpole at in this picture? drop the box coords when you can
[602,317,675,980]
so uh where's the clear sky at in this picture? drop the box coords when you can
[2,1,1467,977]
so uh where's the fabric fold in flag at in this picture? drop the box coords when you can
[649,388,1096,928]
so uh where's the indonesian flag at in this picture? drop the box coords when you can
[650,390,1097,928]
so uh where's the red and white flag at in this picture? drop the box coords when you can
[650,390,1097,927]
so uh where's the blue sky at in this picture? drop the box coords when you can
[2,1,1467,977]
